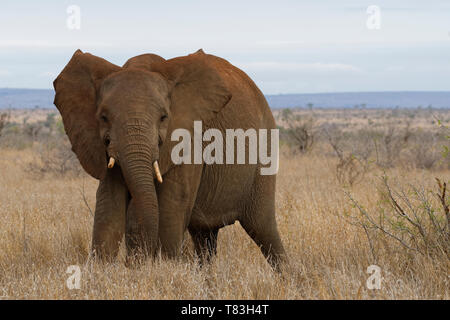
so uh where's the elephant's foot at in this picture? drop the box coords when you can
[239,216,286,273]
[189,227,219,266]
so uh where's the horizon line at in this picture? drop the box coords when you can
[2,87,450,96]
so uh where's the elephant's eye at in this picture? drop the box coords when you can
[104,136,111,147]
[160,115,168,122]
[101,115,108,123]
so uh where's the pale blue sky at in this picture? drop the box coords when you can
[0,0,449,94]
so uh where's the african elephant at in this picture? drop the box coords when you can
[53,49,286,269]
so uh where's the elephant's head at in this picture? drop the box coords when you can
[53,49,231,254]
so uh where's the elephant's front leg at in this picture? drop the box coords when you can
[126,165,202,259]
[92,167,128,261]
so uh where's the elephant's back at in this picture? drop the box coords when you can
[208,54,275,131]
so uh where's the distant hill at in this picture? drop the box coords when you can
[1,88,449,110]
[0,88,55,109]
[265,91,450,109]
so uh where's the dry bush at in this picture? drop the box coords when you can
[0,112,10,138]
[279,109,316,154]
[406,131,442,170]
[323,125,372,187]
[345,176,449,260]
[372,122,411,168]
[434,117,450,169]
[27,136,82,178]
[0,126,33,150]
[0,115,43,150]
[23,121,43,141]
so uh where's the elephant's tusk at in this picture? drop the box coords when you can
[153,161,163,183]
[107,157,115,169]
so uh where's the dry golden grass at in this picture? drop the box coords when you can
[0,144,448,299]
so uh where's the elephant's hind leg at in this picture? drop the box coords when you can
[240,217,285,271]
[189,227,219,266]
[239,175,286,271]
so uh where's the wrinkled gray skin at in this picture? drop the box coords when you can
[53,49,286,269]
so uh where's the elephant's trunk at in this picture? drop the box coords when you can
[119,121,159,256]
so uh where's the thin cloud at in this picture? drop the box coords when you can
[254,40,306,48]
[0,69,11,76]
[0,40,113,48]
[242,62,362,74]
[39,71,56,78]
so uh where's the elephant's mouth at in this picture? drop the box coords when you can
[106,154,163,184]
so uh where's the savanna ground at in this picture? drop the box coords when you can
[0,107,449,299]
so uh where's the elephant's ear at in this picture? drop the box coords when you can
[53,49,121,180]
[154,49,232,126]
[151,49,232,172]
